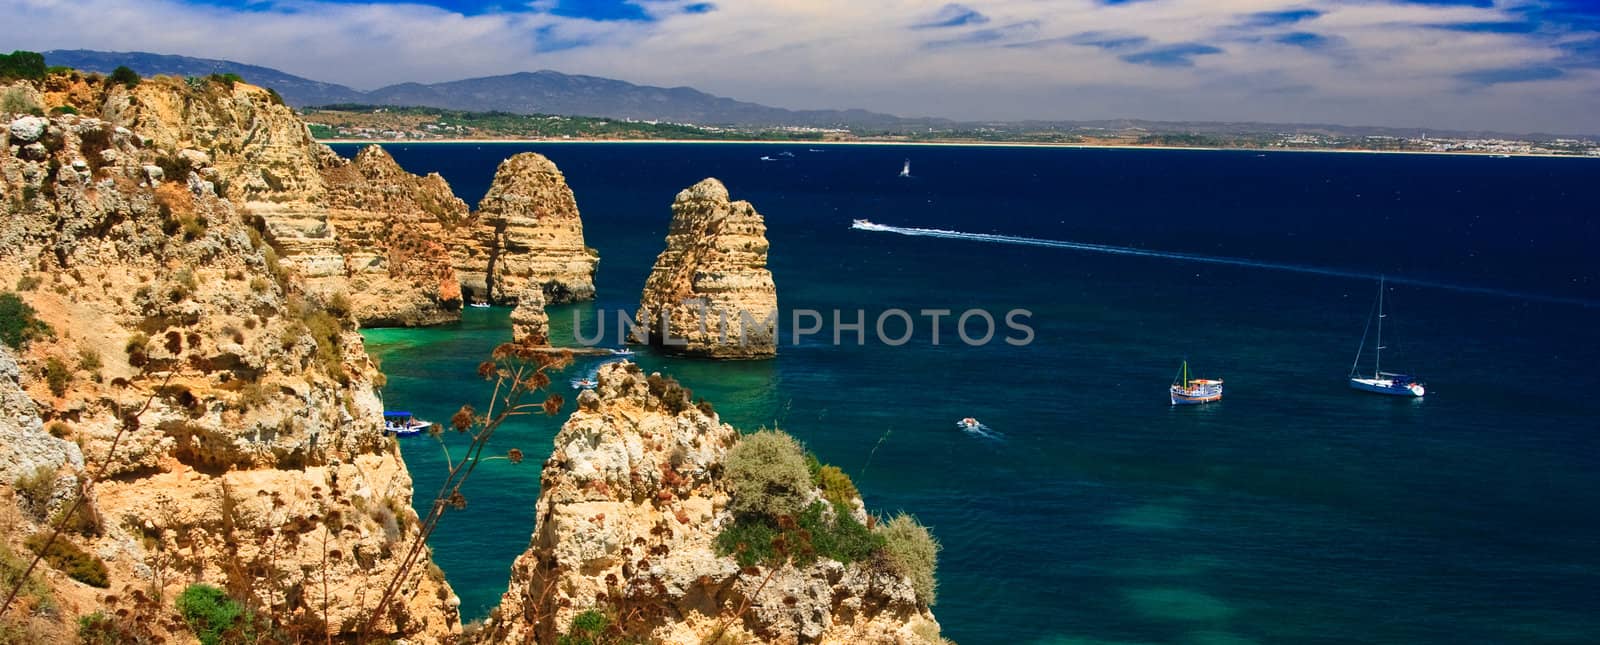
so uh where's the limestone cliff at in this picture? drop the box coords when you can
[321,145,469,325]
[635,178,778,359]
[510,282,551,345]
[465,152,598,305]
[1,80,456,642]
[477,362,941,644]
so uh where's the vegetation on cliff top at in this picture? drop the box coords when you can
[714,428,940,604]
[0,51,46,82]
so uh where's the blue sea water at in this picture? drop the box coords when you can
[347,143,1600,645]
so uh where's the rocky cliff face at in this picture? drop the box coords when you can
[464,152,598,305]
[321,145,469,325]
[477,362,940,644]
[91,75,596,327]
[635,178,778,359]
[1,78,456,642]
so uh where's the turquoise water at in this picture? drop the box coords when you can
[355,144,1600,644]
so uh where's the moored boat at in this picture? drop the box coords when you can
[1170,360,1222,405]
[382,411,431,436]
[1348,277,1425,397]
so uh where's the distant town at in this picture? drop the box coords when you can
[305,105,1600,157]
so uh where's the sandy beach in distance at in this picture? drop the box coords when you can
[313,137,1596,159]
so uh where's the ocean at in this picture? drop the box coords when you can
[347,142,1600,645]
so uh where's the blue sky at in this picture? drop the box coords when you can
[9,0,1600,133]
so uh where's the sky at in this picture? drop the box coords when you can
[7,0,1600,133]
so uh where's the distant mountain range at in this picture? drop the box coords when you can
[42,49,1594,140]
[43,50,924,129]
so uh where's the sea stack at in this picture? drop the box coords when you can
[635,178,777,358]
[469,152,598,305]
[510,282,550,345]
[477,362,942,644]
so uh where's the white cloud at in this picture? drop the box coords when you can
[9,0,1598,132]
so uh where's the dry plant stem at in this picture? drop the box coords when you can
[0,371,173,618]
[364,353,562,640]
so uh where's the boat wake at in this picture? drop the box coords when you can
[850,220,1595,307]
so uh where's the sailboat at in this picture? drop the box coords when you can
[898,159,911,178]
[1170,360,1223,405]
[1348,277,1425,397]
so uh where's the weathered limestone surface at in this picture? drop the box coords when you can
[465,152,598,305]
[1,84,457,642]
[635,178,777,359]
[477,362,939,644]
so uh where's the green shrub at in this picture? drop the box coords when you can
[724,430,812,521]
[176,583,252,645]
[0,50,46,81]
[108,66,140,89]
[14,275,41,292]
[878,513,940,606]
[0,292,51,349]
[207,73,244,89]
[77,611,128,645]
[24,532,109,588]
[14,465,57,518]
[556,609,610,645]
[715,500,883,568]
[815,464,859,509]
[43,356,71,396]
[0,544,54,616]
[78,347,102,372]
[0,86,42,115]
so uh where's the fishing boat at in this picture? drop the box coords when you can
[1348,277,1426,397]
[1170,360,1223,405]
[898,159,912,178]
[956,417,982,431]
[382,411,431,436]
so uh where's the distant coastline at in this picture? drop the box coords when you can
[315,137,1597,159]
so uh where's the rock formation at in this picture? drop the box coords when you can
[466,152,598,305]
[477,362,941,644]
[85,75,596,328]
[1,77,456,642]
[510,283,551,345]
[321,145,469,325]
[635,178,778,359]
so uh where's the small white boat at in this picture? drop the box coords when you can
[1348,277,1425,397]
[759,155,776,161]
[898,159,912,178]
[573,378,597,389]
[609,348,635,356]
[468,302,490,309]
[383,411,431,436]
[956,417,981,431]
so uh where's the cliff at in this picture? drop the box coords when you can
[78,73,596,327]
[320,145,469,325]
[477,362,942,644]
[635,178,778,359]
[465,152,598,305]
[1,76,456,641]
